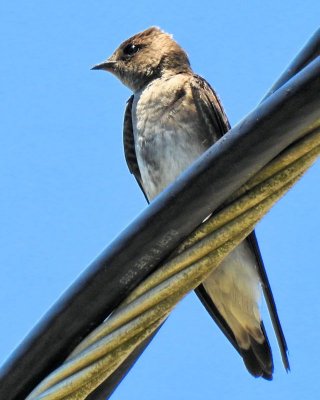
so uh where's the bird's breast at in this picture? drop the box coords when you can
[132,80,205,201]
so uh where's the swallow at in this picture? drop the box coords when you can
[92,26,289,379]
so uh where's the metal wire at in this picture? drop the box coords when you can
[26,127,320,399]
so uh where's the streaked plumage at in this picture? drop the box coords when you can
[93,26,289,379]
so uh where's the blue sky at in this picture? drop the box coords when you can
[0,1,319,399]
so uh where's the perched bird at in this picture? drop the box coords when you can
[92,27,289,379]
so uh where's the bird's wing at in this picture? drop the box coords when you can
[123,95,149,202]
[246,231,290,371]
[189,74,231,136]
[190,74,289,377]
[123,78,288,377]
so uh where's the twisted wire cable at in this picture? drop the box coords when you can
[27,127,320,400]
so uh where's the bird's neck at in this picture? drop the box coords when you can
[135,67,191,93]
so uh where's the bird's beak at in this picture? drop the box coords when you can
[91,59,117,71]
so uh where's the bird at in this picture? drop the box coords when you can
[92,26,289,379]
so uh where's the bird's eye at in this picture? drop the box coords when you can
[123,43,140,56]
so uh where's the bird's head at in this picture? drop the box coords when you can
[92,27,191,91]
